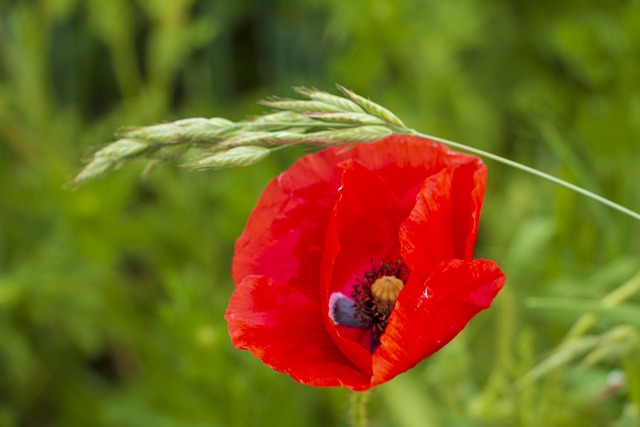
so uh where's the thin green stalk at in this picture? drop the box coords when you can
[412,131,640,222]
[73,84,640,224]
[564,269,640,340]
[350,391,370,427]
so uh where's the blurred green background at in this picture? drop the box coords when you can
[1,0,639,426]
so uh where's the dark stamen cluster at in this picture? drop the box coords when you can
[350,259,409,351]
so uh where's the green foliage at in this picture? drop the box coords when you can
[0,0,639,426]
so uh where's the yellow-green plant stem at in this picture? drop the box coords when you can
[564,269,640,340]
[412,130,640,222]
[350,391,370,427]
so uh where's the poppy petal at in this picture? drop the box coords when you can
[321,160,403,372]
[323,159,405,296]
[225,275,371,389]
[399,161,487,279]
[340,136,484,210]
[371,258,505,385]
[451,161,487,261]
[232,152,342,301]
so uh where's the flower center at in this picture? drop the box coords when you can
[351,260,409,331]
[329,259,409,353]
[371,275,404,315]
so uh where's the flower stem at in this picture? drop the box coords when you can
[413,131,640,221]
[350,391,370,427]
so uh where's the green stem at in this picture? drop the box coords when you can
[412,130,640,221]
[564,269,640,340]
[350,391,370,427]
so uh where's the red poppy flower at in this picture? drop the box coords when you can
[225,134,506,391]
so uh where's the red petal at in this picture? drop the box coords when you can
[321,160,404,372]
[232,152,341,301]
[371,259,505,385]
[451,162,487,261]
[323,160,405,296]
[225,275,371,390]
[399,161,487,280]
[342,135,483,212]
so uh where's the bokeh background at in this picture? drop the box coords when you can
[1,0,639,426]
